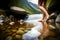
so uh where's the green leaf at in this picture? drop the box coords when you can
[11,0,41,14]
[46,0,52,8]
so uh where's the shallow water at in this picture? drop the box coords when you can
[0,14,60,40]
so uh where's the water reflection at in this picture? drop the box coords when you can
[39,22,49,40]
[44,22,60,40]
[20,22,60,40]
[0,14,60,40]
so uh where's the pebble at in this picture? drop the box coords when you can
[16,30,24,35]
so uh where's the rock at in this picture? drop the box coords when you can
[16,30,24,35]
[48,12,59,22]
[11,29,17,33]
[55,23,60,32]
[5,29,11,33]
[0,20,4,23]
[5,36,12,40]
[55,14,60,22]
[24,30,29,33]
[15,35,22,39]
[18,28,25,31]
[9,22,15,25]
[0,19,4,25]
[0,15,5,25]
[19,20,25,25]
[0,15,5,19]
[12,33,16,36]
[48,19,55,22]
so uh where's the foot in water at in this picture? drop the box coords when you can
[45,15,50,22]
[38,15,50,22]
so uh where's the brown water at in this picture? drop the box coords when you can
[39,22,60,40]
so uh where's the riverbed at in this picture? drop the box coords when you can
[0,14,60,40]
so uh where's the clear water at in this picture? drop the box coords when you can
[0,14,60,40]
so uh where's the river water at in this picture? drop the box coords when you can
[0,14,60,40]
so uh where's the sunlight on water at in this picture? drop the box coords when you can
[23,14,43,40]
[0,14,60,40]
